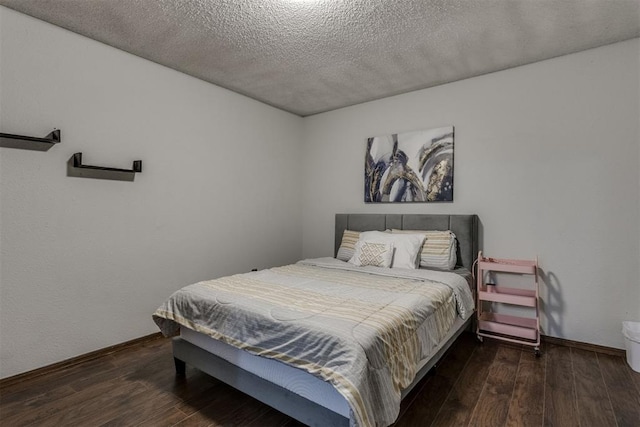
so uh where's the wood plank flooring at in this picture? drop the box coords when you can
[1,333,639,426]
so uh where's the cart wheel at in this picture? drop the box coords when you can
[534,347,541,358]
[477,335,484,343]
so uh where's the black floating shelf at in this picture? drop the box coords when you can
[68,152,142,181]
[0,129,61,151]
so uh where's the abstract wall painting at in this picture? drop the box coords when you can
[365,126,454,203]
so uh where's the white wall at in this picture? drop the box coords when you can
[0,7,303,378]
[301,39,640,349]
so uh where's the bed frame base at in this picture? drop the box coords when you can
[174,357,186,376]
[172,337,350,427]
[172,317,472,426]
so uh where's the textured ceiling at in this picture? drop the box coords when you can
[1,0,639,116]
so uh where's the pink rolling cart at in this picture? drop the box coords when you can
[476,251,541,356]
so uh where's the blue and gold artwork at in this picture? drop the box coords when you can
[365,126,454,202]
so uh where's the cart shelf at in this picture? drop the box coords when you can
[478,312,538,341]
[477,258,536,275]
[478,286,536,307]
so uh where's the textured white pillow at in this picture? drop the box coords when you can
[348,241,394,268]
[356,231,426,269]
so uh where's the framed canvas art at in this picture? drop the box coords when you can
[365,126,454,202]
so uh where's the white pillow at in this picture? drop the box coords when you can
[348,241,394,268]
[356,231,426,269]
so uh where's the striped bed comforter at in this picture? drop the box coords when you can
[153,257,474,427]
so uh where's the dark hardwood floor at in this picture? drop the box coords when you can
[1,333,639,426]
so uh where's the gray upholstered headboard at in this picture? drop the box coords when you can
[335,214,479,270]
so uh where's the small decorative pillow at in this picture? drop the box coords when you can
[348,241,394,268]
[392,229,457,270]
[336,230,361,261]
[356,231,426,269]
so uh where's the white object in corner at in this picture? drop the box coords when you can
[622,321,640,373]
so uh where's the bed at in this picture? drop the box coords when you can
[153,213,478,427]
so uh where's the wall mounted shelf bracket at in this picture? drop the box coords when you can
[0,129,61,151]
[68,152,142,181]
